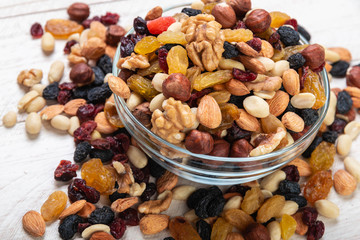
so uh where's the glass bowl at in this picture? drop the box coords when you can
[112,3,330,185]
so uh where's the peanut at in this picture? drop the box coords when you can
[2,111,17,127]
[50,115,70,131]
[127,145,148,169]
[48,60,64,83]
[41,32,55,52]
[315,200,340,219]
[25,112,41,135]
[260,170,286,192]
[336,134,352,156]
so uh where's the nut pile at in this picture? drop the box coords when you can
[1,0,359,240]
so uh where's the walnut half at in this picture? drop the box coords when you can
[116,53,150,71]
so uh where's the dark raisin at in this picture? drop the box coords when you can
[77,222,91,234]
[336,91,353,114]
[120,36,135,58]
[330,118,347,133]
[225,122,251,143]
[302,207,318,226]
[157,44,183,53]
[158,48,169,73]
[299,108,319,126]
[92,66,105,86]
[187,188,208,209]
[109,218,126,239]
[187,89,212,108]
[222,41,240,59]
[278,180,301,195]
[89,206,115,225]
[277,26,300,46]
[64,40,77,54]
[91,138,110,150]
[246,37,262,52]
[54,160,78,181]
[77,104,96,123]
[196,219,211,240]
[307,220,325,240]
[194,194,213,218]
[149,159,166,178]
[288,53,306,70]
[58,215,83,240]
[131,164,150,183]
[163,238,175,240]
[100,12,120,25]
[133,17,148,35]
[72,85,90,100]
[193,186,223,218]
[181,7,202,16]
[109,191,126,203]
[232,68,257,82]
[302,136,323,158]
[208,186,223,197]
[140,182,157,202]
[118,208,140,226]
[74,141,91,163]
[89,149,114,163]
[281,165,300,182]
[82,16,101,29]
[297,25,311,42]
[97,55,113,74]
[285,18,298,31]
[284,194,307,208]
[43,82,59,100]
[207,195,225,217]
[57,90,72,104]
[30,23,43,38]
[226,184,251,196]
[322,131,338,144]
[68,178,100,203]
[87,84,112,104]
[111,133,130,154]
[330,60,350,77]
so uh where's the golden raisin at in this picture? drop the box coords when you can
[40,191,67,221]
[283,44,309,60]
[223,209,254,232]
[45,19,83,39]
[304,170,333,204]
[211,217,233,240]
[309,141,335,173]
[256,195,285,223]
[134,36,161,55]
[269,11,291,28]
[157,31,187,45]
[222,29,253,42]
[167,45,189,75]
[301,69,326,109]
[169,217,201,240]
[280,214,297,240]
[241,187,264,215]
[127,74,159,101]
[137,60,162,76]
[104,96,124,128]
[208,90,231,104]
[202,3,217,14]
[193,70,232,91]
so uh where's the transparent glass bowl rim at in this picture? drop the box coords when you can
[112,2,330,164]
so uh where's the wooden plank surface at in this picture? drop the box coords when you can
[0,0,359,239]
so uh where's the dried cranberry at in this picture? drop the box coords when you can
[225,123,251,143]
[73,120,97,142]
[54,160,79,181]
[118,208,140,226]
[307,220,325,240]
[94,103,105,116]
[77,223,91,234]
[300,66,310,90]
[64,40,78,54]
[187,89,212,108]
[131,164,150,184]
[330,118,347,133]
[140,182,157,202]
[246,37,262,52]
[158,48,169,73]
[302,207,318,226]
[233,20,246,29]
[68,178,100,203]
[290,125,310,141]
[113,133,130,153]
[110,218,126,239]
[91,138,111,150]
[281,165,300,182]
[226,184,251,196]
[232,68,257,82]
[285,18,298,31]
[77,104,96,123]
[269,32,281,50]
[57,90,72,104]
[100,12,120,25]
[82,16,101,29]
[112,154,128,163]
[59,82,77,91]
[30,22,43,38]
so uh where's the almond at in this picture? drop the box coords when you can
[197,95,222,129]
[139,214,170,235]
[157,170,179,193]
[344,86,360,98]
[281,112,305,133]
[59,200,86,220]
[235,109,261,132]
[111,197,138,213]
[225,79,250,96]
[260,40,274,58]
[90,231,115,240]
[238,55,266,74]
[64,99,87,115]
[94,111,117,134]
[266,90,289,117]
[333,169,357,196]
[39,104,64,120]
[236,42,259,58]
[108,75,131,99]
[282,69,300,96]
[288,158,311,177]
[78,202,96,218]
[22,210,46,237]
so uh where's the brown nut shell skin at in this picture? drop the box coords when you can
[228,0,252,18]
[346,66,360,88]
[211,3,237,29]
[301,44,325,70]
[185,130,214,154]
[230,139,253,157]
[69,63,93,85]
[209,139,230,157]
[162,73,191,101]
[245,9,271,34]
[67,3,90,22]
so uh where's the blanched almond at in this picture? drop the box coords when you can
[197,95,222,129]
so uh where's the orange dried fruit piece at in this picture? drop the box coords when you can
[81,158,116,195]
[40,191,67,221]
[193,70,232,91]
[45,19,84,39]
[167,45,189,75]
[280,214,297,240]
[309,141,335,173]
[134,36,161,55]
[169,217,201,240]
[104,97,124,128]
[270,11,291,28]
[127,74,159,101]
[222,29,253,42]
[301,69,326,109]
[211,217,233,240]
[256,195,285,223]
[157,31,187,45]
[304,170,333,204]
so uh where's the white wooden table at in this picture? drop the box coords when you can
[0,0,359,239]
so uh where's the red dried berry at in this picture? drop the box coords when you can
[269,32,281,50]
[59,82,77,90]
[300,66,310,90]
[94,103,105,116]
[30,22,43,38]
[290,125,310,141]
[302,207,318,226]
[77,104,96,123]
[109,133,130,154]
[77,223,91,234]
[246,37,262,52]
[54,160,79,181]
[307,220,325,240]
[68,178,100,203]
[285,18,298,31]
[233,20,246,29]
[57,90,72,104]
[187,88,212,108]
[112,154,129,164]
[91,138,111,150]
[73,120,97,142]
[64,40,78,54]
[330,118,347,133]
[282,165,300,182]
[118,208,140,226]
[147,16,176,35]
[100,12,120,25]
[110,218,126,239]
[82,16,101,29]
[140,182,157,202]
[131,164,150,184]
[232,68,257,82]
[158,48,169,73]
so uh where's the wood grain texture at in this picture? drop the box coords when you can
[0,0,359,239]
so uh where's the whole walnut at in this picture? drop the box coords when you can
[209,139,230,157]
[69,63,93,85]
[162,73,191,102]
[132,102,152,128]
[230,139,253,157]
[244,223,270,240]
[185,130,214,154]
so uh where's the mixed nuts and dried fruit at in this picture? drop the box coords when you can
[1,0,360,239]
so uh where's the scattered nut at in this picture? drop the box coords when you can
[185,129,214,154]
[94,112,117,134]
[274,200,298,218]
[77,202,96,218]
[81,37,106,60]
[25,96,46,113]
[228,0,251,17]
[245,9,271,33]
[333,169,357,196]
[129,182,146,197]
[346,66,360,88]
[69,63,93,85]
[127,145,148,169]
[81,224,110,239]
[212,2,237,28]
[59,200,86,220]
[260,170,286,192]
[145,6,163,21]
[244,222,271,240]
[67,2,90,21]
[140,214,169,235]
[51,115,70,131]
[301,44,325,70]
[336,134,352,156]
[132,102,152,128]
[22,210,46,237]
[106,25,126,46]
[41,32,55,52]
[138,190,172,214]
[40,104,65,120]
[18,90,39,110]
[111,197,139,213]
[17,69,43,87]
[2,111,17,127]
[25,112,41,135]
[292,212,308,236]
[162,73,191,101]
[315,199,340,219]
[48,60,64,83]
[266,221,281,240]
[328,47,352,62]
[90,232,115,240]
[157,170,178,193]
[64,99,87,115]
[30,83,46,95]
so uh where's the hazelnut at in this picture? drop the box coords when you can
[245,9,271,34]
[301,44,325,70]
[145,6,163,21]
[106,25,126,46]
[209,139,230,157]
[185,130,214,154]
[228,0,251,18]
[162,73,191,101]
[132,102,152,128]
[69,63,93,85]
[244,223,271,240]
[346,66,360,88]
[230,139,253,157]
[211,3,237,28]
[67,2,90,22]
